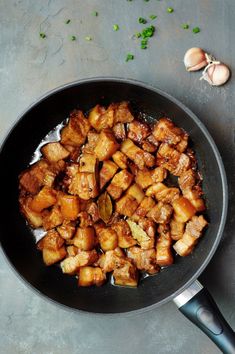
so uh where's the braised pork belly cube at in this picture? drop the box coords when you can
[61,249,98,275]
[112,220,137,248]
[61,110,90,147]
[57,220,76,240]
[178,169,196,193]
[63,144,81,162]
[79,153,98,173]
[82,131,99,154]
[157,143,191,176]
[170,218,185,240]
[94,130,119,161]
[42,247,67,266]
[99,160,118,189]
[86,201,100,223]
[42,206,64,230]
[147,202,173,224]
[19,160,51,195]
[156,225,173,267]
[127,120,151,144]
[131,197,156,222]
[135,167,167,190]
[88,104,114,131]
[112,151,128,169]
[68,172,98,200]
[41,142,70,163]
[37,229,64,251]
[146,182,180,204]
[98,248,125,273]
[57,193,80,221]
[116,194,139,217]
[184,188,206,212]
[127,183,145,203]
[113,123,126,141]
[141,139,157,153]
[172,197,196,223]
[113,259,138,287]
[120,139,154,169]
[127,219,154,249]
[77,211,93,228]
[29,187,57,213]
[78,266,106,287]
[127,247,159,274]
[114,101,134,124]
[176,134,188,153]
[107,169,133,200]
[153,118,184,145]
[19,197,43,228]
[98,227,118,251]
[73,227,96,251]
[173,215,208,256]
[67,245,78,257]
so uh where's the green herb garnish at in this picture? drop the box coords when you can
[39,32,46,39]
[182,23,189,29]
[65,19,71,24]
[92,11,98,16]
[126,53,134,62]
[192,27,200,33]
[141,39,148,49]
[85,36,92,41]
[149,15,157,20]
[142,25,155,38]
[113,24,119,31]
[139,17,147,24]
[167,7,174,13]
[70,35,76,41]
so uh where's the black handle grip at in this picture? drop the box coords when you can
[179,288,235,354]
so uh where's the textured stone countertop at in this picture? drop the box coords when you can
[0,1,234,353]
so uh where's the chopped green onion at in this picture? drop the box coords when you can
[149,15,157,20]
[85,36,92,41]
[192,26,200,33]
[142,25,155,38]
[182,23,189,29]
[113,24,119,31]
[65,19,71,24]
[139,17,147,24]
[135,32,142,38]
[141,38,148,49]
[70,35,76,41]
[92,11,98,16]
[39,32,46,39]
[167,7,174,13]
[126,53,134,62]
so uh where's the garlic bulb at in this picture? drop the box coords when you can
[200,62,230,86]
[184,47,208,71]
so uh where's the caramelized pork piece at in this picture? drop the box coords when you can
[78,266,106,287]
[153,118,187,148]
[72,227,96,251]
[127,219,155,249]
[170,218,185,240]
[131,197,156,221]
[42,206,64,230]
[112,220,137,248]
[29,186,57,213]
[94,130,119,161]
[79,153,98,173]
[68,172,99,200]
[63,145,81,162]
[114,101,134,124]
[141,139,157,153]
[82,131,99,154]
[173,215,208,256]
[57,193,80,221]
[156,225,173,266]
[99,160,118,189]
[178,169,196,193]
[157,143,191,176]
[172,197,196,222]
[66,245,78,257]
[41,142,70,163]
[113,123,126,141]
[127,120,151,143]
[61,110,90,147]
[107,169,133,200]
[42,247,67,266]
[112,151,128,169]
[57,220,76,240]
[61,249,98,275]
[184,188,205,212]
[127,247,159,274]
[146,182,180,204]
[37,229,66,266]
[98,248,125,273]
[121,139,155,169]
[127,184,145,203]
[135,167,167,190]
[77,211,93,228]
[176,134,188,153]
[19,197,43,228]
[98,227,118,251]
[116,184,144,217]
[113,259,138,287]
[88,104,114,131]
[86,201,100,223]
[147,202,173,224]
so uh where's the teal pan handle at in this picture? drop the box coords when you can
[174,281,235,354]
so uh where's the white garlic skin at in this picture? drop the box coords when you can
[184,47,208,72]
[202,63,230,86]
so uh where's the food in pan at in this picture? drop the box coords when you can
[18,101,208,287]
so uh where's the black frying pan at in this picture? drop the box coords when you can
[0,78,234,353]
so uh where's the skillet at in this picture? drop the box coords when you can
[0,78,234,353]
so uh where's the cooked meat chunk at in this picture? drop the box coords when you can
[176,134,188,153]
[131,197,156,221]
[19,197,43,228]
[141,139,157,153]
[112,220,137,248]
[82,131,99,154]
[114,101,134,124]
[94,130,119,161]
[86,201,100,223]
[127,219,154,249]
[98,247,125,273]
[147,202,173,224]
[170,219,185,240]
[183,187,205,212]
[146,182,180,204]
[61,110,90,147]
[77,211,93,228]
[57,221,76,240]
[157,143,191,176]
[172,197,196,222]
[107,169,133,200]
[88,104,114,131]
[153,118,184,145]
[99,160,118,189]
[72,227,96,251]
[112,151,128,169]
[37,229,64,251]
[127,120,151,143]
[58,193,80,221]
[79,153,98,173]
[156,225,173,266]
[41,142,70,163]
[42,247,67,266]
[66,245,79,257]
[116,195,139,217]
[78,266,106,286]
[42,206,64,230]
[126,183,145,203]
[121,139,154,169]
[173,215,208,256]
[127,247,159,274]
[113,259,138,287]
[61,249,98,275]
[68,172,98,200]
[178,169,196,193]
[29,186,57,213]
[98,227,118,251]
[113,123,126,141]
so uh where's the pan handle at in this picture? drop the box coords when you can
[173,281,235,354]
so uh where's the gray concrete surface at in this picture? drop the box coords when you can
[0,0,234,353]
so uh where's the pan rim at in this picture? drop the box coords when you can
[0,76,228,316]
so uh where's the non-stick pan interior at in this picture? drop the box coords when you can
[0,79,226,313]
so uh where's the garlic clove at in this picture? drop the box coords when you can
[184,47,208,72]
[201,63,230,86]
